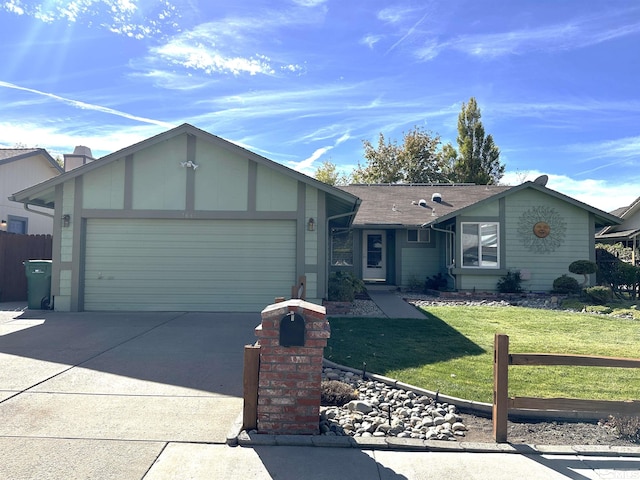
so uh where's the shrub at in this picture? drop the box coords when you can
[496,271,523,294]
[560,298,586,311]
[552,274,581,294]
[425,273,448,291]
[569,260,597,286]
[328,271,365,302]
[321,380,359,406]
[583,285,613,305]
[585,305,613,314]
[406,275,424,293]
[604,416,640,444]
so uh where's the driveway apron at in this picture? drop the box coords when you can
[0,308,260,479]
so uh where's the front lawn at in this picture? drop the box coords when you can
[325,306,640,404]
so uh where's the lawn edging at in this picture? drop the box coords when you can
[323,358,614,423]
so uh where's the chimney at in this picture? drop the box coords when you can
[63,146,94,171]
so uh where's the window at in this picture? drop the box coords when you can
[7,215,27,234]
[407,228,430,243]
[331,230,353,266]
[461,222,499,268]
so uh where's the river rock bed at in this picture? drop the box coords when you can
[320,367,467,440]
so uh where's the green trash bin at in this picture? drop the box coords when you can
[24,260,53,310]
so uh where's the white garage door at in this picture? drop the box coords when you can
[84,219,296,311]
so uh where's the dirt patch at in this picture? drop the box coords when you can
[460,413,637,446]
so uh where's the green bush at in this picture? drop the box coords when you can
[328,271,365,302]
[496,270,523,294]
[569,260,597,286]
[552,274,581,294]
[583,285,613,305]
[425,273,448,291]
[560,298,586,311]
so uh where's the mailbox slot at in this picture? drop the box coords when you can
[279,312,305,347]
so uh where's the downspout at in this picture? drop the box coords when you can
[23,203,54,219]
[425,223,456,285]
[324,203,361,299]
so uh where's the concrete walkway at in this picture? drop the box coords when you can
[365,285,427,318]
[1,302,639,479]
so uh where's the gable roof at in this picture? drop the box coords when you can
[9,124,360,224]
[339,184,510,227]
[339,181,622,228]
[0,148,63,173]
[596,195,640,239]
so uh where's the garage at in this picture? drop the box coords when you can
[83,218,296,311]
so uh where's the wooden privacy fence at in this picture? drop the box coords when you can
[0,231,52,302]
[493,333,640,442]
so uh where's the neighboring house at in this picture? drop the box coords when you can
[10,124,360,312]
[595,196,640,265]
[0,148,63,234]
[335,180,621,293]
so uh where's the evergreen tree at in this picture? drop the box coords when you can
[450,97,504,184]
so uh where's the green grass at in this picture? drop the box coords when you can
[325,306,640,404]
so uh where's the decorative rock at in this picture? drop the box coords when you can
[320,365,468,441]
[347,400,374,414]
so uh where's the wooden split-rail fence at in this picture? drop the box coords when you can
[493,333,640,442]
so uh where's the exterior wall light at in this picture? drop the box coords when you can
[0,219,6,231]
[62,214,71,228]
[307,217,315,231]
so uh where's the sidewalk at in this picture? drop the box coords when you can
[365,285,426,319]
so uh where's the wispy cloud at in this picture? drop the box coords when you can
[0,81,175,127]
[501,170,639,212]
[142,5,325,78]
[1,0,180,39]
[287,132,351,174]
[0,121,161,157]
[388,7,640,61]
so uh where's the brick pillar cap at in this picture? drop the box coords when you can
[261,299,326,316]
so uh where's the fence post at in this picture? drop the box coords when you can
[242,344,261,430]
[493,333,509,442]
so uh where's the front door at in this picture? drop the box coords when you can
[362,230,386,282]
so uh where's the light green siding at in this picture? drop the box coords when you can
[84,219,296,311]
[463,199,500,217]
[459,274,502,291]
[132,135,187,210]
[194,139,249,211]
[60,180,75,262]
[305,187,319,266]
[400,247,441,286]
[82,159,125,209]
[256,164,297,211]
[503,189,589,291]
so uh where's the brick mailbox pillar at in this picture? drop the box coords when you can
[254,299,330,435]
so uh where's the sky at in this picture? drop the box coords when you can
[1,0,639,212]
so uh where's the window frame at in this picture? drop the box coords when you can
[460,222,500,269]
[407,228,430,243]
[330,229,354,266]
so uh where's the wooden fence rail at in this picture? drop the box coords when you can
[493,333,640,442]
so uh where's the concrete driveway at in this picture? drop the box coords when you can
[0,306,259,479]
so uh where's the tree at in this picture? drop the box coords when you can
[449,97,504,185]
[314,160,350,186]
[352,127,450,184]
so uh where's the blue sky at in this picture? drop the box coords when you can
[1,0,639,212]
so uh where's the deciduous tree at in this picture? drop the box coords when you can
[352,127,450,184]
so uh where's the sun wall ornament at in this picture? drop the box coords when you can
[517,206,566,253]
